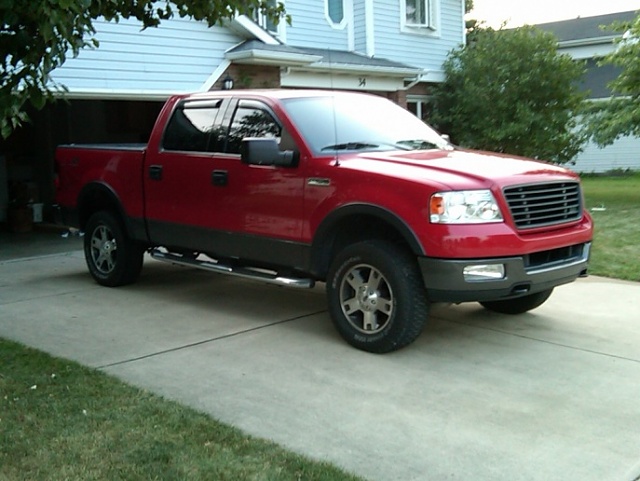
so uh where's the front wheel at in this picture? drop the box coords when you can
[480,288,553,315]
[84,210,144,287]
[327,240,429,353]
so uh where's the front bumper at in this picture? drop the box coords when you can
[419,242,590,303]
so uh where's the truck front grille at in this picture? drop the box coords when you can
[503,181,582,229]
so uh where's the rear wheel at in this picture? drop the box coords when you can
[327,240,429,353]
[84,210,144,287]
[480,288,553,315]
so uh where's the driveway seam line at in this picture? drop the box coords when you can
[0,286,102,306]
[448,319,640,365]
[96,309,328,369]
[0,251,82,265]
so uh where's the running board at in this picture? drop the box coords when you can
[149,249,315,289]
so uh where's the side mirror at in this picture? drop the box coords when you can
[240,138,298,167]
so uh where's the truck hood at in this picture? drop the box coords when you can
[350,148,578,190]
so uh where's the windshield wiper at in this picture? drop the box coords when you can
[321,141,411,152]
[321,142,378,151]
[395,139,441,150]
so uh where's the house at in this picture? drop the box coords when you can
[0,0,465,225]
[537,10,640,173]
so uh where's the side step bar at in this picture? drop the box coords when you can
[149,249,315,289]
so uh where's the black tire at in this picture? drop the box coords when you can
[84,210,144,287]
[480,288,554,315]
[327,240,429,353]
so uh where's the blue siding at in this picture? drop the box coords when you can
[282,0,463,72]
[373,0,463,71]
[49,0,465,94]
[51,17,243,94]
[353,1,367,53]
[285,2,350,49]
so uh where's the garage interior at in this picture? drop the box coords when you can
[0,100,164,232]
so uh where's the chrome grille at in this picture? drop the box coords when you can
[503,182,582,229]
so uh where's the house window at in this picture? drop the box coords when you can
[407,96,432,122]
[327,0,344,24]
[254,0,279,34]
[404,0,436,29]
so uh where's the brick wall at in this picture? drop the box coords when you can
[386,90,407,109]
[210,65,281,90]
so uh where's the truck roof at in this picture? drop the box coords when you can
[175,89,376,102]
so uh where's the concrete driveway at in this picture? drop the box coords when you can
[1,238,640,481]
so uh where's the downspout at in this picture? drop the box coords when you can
[403,70,431,90]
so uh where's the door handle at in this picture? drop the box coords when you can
[149,165,163,181]
[212,170,228,186]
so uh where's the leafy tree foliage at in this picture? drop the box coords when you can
[583,13,640,146]
[431,26,586,163]
[0,0,286,138]
[464,0,479,33]
[465,0,474,14]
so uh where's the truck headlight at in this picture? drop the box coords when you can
[430,190,503,224]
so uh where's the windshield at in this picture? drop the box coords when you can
[281,94,452,154]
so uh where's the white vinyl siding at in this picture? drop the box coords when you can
[571,136,640,173]
[50,17,243,95]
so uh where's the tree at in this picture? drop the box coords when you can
[430,26,586,163]
[0,0,287,138]
[583,13,640,146]
[463,0,481,35]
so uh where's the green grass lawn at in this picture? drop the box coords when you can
[581,172,640,282]
[0,339,363,481]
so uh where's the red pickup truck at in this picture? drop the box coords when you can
[55,89,593,353]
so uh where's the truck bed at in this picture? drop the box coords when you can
[55,143,147,228]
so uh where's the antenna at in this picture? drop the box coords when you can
[327,48,341,166]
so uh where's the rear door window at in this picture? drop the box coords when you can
[162,99,225,152]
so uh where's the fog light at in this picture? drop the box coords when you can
[463,264,505,281]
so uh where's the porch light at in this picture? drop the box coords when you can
[222,74,234,90]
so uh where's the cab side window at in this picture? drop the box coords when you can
[226,102,282,154]
[162,100,224,152]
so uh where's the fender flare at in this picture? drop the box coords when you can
[77,182,128,232]
[310,203,425,275]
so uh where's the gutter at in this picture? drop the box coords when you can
[558,35,619,48]
[403,70,446,88]
[225,48,323,67]
[55,89,177,101]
